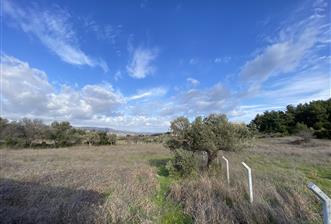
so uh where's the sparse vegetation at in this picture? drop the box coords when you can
[0,117,117,148]
[167,137,330,224]
[1,109,330,223]
[1,137,330,223]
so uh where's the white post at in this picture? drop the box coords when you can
[222,156,230,185]
[241,162,253,203]
[307,182,331,224]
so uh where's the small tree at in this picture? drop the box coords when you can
[84,131,100,146]
[294,123,313,143]
[108,133,117,145]
[166,114,253,168]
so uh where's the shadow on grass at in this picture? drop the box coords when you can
[0,178,105,224]
[149,158,170,177]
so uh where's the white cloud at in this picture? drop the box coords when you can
[1,54,53,115]
[1,54,122,121]
[114,70,122,81]
[228,105,284,123]
[262,72,330,105]
[240,1,329,86]
[127,46,158,79]
[214,56,231,63]
[0,54,171,132]
[128,87,167,100]
[186,78,200,86]
[83,17,122,45]
[159,83,235,117]
[75,115,170,133]
[48,84,125,119]
[3,0,109,72]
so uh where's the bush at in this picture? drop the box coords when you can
[293,123,313,143]
[314,128,331,139]
[0,117,117,148]
[166,149,200,177]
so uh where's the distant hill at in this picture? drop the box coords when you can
[77,126,157,136]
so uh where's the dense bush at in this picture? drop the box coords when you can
[166,149,200,177]
[0,117,117,148]
[250,98,331,139]
[165,114,254,168]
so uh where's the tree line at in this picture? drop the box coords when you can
[1,98,329,149]
[249,98,331,139]
[0,118,117,148]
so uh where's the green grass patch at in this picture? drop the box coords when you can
[150,158,193,224]
[246,153,331,195]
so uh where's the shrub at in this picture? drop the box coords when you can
[166,149,200,177]
[293,123,313,143]
[314,128,331,139]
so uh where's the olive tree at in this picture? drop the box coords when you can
[166,114,253,168]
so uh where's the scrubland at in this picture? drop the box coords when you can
[0,137,330,223]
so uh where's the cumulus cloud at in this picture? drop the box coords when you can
[0,54,170,132]
[3,0,109,72]
[1,54,53,115]
[127,46,158,79]
[1,54,122,121]
[48,84,125,119]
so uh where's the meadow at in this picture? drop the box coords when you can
[0,137,330,223]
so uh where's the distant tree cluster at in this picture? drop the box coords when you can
[166,114,253,168]
[249,99,331,139]
[0,118,117,148]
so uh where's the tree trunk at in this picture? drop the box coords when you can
[206,151,214,168]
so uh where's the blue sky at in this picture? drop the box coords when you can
[1,0,330,132]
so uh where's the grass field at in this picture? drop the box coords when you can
[0,137,330,223]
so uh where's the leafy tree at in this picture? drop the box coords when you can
[84,131,100,146]
[250,99,331,139]
[166,114,253,168]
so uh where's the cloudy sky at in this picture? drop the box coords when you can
[1,0,330,132]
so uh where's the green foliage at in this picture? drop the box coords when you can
[166,114,253,168]
[250,98,331,139]
[152,159,193,224]
[0,117,117,148]
[293,122,309,134]
[166,149,199,177]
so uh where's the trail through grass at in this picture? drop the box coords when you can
[149,158,193,224]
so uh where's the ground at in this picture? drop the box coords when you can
[0,137,330,223]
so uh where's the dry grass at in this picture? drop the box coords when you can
[0,144,169,223]
[169,136,331,224]
[0,137,330,223]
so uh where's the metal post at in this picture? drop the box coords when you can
[222,156,230,185]
[307,182,331,224]
[241,162,253,203]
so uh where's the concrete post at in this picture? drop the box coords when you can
[222,156,230,185]
[307,182,331,224]
[241,162,253,203]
